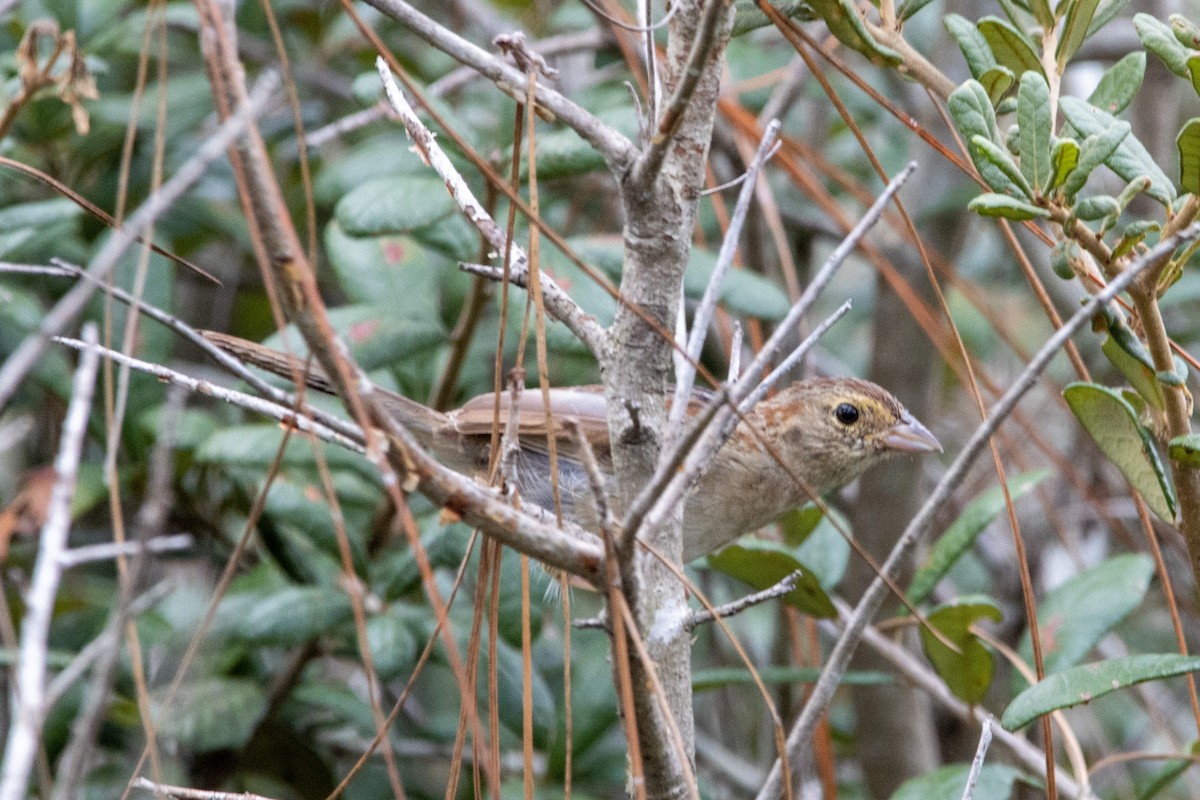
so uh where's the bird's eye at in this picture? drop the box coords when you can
[834,403,860,425]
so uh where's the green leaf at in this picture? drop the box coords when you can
[1112,219,1160,259]
[978,16,1044,76]
[1018,72,1054,193]
[1050,238,1082,280]
[979,65,1017,105]
[731,0,816,35]
[1087,52,1145,114]
[220,586,354,645]
[1063,382,1177,521]
[1028,0,1054,27]
[1187,54,1200,97]
[908,471,1048,605]
[1099,312,1164,409]
[944,15,999,79]
[948,80,1000,144]
[1003,654,1200,730]
[262,304,446,374]
[971,135,1035,198]
[1050,138,1081,191]
[154,678,267,751]
[1017,554,1155,685]
[197,424,375,478]
[1135,13,1192,77]
[896,0,938,23]
[807,0,902,65]
[335,175,456,236]
[693,665,891,691]
[365,609,419,681]
[1074,194,1121,220]
[968,193,1049,219]
[1169,434,1200,466]
[1172,13,1200,48]
[685,248,792,321]
[1057,0,1102,67]
[706,541,836,618]
[1059,97,1176,204]
[521,128,606,179]
[920,598,1003,704]
[1062,122,1131,201]
[892,763,1024,800]
[1178,118,1200,195]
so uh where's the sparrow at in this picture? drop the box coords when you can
[202,332,941,561]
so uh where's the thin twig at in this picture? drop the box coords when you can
[0,324,100,800]
[738,300,851,413]
[53,336,365,452]
[132,777,276,800]
[686,570,802,630]
[669,119,780,437]
[58,534,194,568]
[961,717,994,800]
[0,71,279,412]
[361,0,634,169]
[375,58,606,358]
[753,224,1200,800]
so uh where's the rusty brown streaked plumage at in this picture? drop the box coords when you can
[202,331,941,560]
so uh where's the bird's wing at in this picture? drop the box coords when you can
[450,386,612,466]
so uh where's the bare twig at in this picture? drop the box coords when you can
[754,225,1200,800]
[52,337,365,453]
[686,570,802,630]
[0,71,279,412]
[58,534,194,568]
[375,59,607,358]
[961,717,994,800]
[361,0,634,169]
[669,119,780,437]
[132,777,276,800]
[0,324,100,800]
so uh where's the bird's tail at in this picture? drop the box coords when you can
[200,330,446,444]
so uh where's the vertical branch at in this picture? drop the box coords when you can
[0,324,100,800]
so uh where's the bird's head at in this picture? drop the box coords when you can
[761,377,941,495]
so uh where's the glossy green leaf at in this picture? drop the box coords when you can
[1135,13,1192,77]
[892,763,1024,800]
[1060,97,1175,204]
[1003,654,1200,731]
[908,471,1048,605]
[1016,554,1154,686]
[325,222,450,317]
[1018,72,1054,193]
[896,0,938,23]
[707,541,836,618]
[1062,121,1131,200]
[1050,138,1080,191]
[971,135,1034,197]
[335,175,456,236]
[364,610,419,681]
[1063,382,1176,521]
[693,666,891,691]
[1177,118,1200,195]
[154,678,267,752]
[979,16,1044,76]
[220,586,354,645]
[793,505,851,590]
[944,14,998,80]
[1057,0,1101,67]
[1087,52,1145,115]
[920,598,1003,704]
[968,193,1049,219]
[1187,54,1200,98]
[1169,434,1200,466]
[1112,219,1160,259]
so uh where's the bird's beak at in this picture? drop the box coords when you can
[881,412,942,454]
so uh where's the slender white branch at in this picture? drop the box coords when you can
[361,0,634,169]
[0,71,279,411]
[668,119,780,437]
[58,534,194,568]
[962,717,994,800]
[0,324,100,800]
[375,58,607,358]
[52,337,365,453]
[754,223,1200,800]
